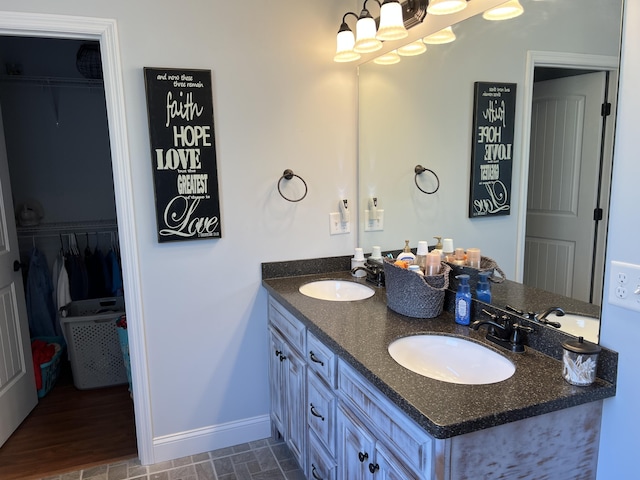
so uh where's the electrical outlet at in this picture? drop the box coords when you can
[608,260,640,312]
[329,212,350,235]
[364,209,384,231]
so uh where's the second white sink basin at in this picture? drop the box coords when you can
[388,335,515,385]
[299,280,375,301]
[555,313,600,343]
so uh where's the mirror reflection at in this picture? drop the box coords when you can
[357,0,624,342]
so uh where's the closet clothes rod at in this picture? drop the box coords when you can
[17,220,118,236]
[0,75,104,90]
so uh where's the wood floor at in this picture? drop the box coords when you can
[0,360,137,480]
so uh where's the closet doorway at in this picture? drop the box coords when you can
[0,36,137,478]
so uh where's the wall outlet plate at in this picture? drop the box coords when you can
[608,260,640,312]
[364,209,384,231]
[329,212,350,235]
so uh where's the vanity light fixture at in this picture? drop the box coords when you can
[334,12,362,62]
[482,0,524,20]
[397,39,427,56]
[423,25,456,44]
[426,0,468,15]
[354,1,383,53]
[376,1,409,41]
[374,50,402,65]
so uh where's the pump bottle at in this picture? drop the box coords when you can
[476,271,492,303]
[455,274,472,326]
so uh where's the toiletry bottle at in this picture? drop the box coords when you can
[455,274,472,326]
[476,271,492,303]
[408,264,423,275]
[397,240,416,263]
[425,251,441,276]
[442,238,454,262]
[432,236,443,260]
[467,247,481,268]
[351,248,366,277]
[415,240,429,272]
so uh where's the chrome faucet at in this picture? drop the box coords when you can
[471,309,534,353]
[534,306,564,328]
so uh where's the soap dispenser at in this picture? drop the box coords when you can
[455,274,471,326]
[476,271,492,303]
[397,240,416,263]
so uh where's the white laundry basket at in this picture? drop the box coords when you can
[60,296,127,389]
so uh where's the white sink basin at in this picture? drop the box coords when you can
[553,313,600,343]
[388,335,515,385]
[299,280,375,302]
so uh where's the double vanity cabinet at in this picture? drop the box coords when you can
[263,262,617,480]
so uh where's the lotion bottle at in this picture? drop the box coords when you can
[455,274,471,326]
[397,240,416,263]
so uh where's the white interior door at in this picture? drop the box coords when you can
[0,102,37,448]
[524,71,607,303]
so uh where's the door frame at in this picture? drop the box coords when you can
[0,12,153,463]
[515,51,619,288]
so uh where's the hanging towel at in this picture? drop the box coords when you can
[25,248,57,337]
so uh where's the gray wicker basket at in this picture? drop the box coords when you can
[383,259,451,318]
[447,255,506,292]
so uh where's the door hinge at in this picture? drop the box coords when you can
[594,208,603,221]
[601,102,612,117]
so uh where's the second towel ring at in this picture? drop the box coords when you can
[278,169,308,202]
[414,165,440,195]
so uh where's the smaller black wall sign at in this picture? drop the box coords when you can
[144,67,222,242]
[469,81,517,218]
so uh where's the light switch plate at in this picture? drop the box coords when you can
[329,212,350,235]
[608,260,640,312]
[364,209,384,232]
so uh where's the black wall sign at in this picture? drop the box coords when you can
[144,67,222,242]
[469,81,517,218]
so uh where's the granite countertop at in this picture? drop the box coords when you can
[262,267,616,440]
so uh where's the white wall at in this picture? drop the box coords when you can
[597,1,640,477]
[359,0,622,277]
[0,0,357,462]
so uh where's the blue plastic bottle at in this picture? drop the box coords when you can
[476,271,492,303]
[455,274,471,325]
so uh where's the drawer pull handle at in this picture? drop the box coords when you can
[311,463,323,479]
[358,451,368,463]
[309,351,325,366]
[369,463,380,474]
[309,403,325,421]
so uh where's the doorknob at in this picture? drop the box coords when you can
[13,260,21,272]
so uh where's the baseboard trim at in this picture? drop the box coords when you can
[151,414,271,464]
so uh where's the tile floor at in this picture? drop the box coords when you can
[40,437,305,480]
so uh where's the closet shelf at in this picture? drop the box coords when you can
[17,220,118,237]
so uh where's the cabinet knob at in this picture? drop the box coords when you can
[369,463,380,474]
[358,451,368,463]
[274,349,282,357]
[279,355,287,362]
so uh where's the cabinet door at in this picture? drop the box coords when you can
[268,327,286,438]
[375,443,423,480]
[285,347,307,468]
[336,404,375,480]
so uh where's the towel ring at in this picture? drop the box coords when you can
[277,169,308,202]
[414,165,440,195]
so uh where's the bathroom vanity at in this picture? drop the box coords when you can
[262,257,616,480]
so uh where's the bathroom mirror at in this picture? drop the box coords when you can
[357,0,624,342]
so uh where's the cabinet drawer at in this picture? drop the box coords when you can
[309,431,337,480]
[338,360,433,477]
[268,297,306,354]
[307,331,336,388]
[308,372,336,455]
